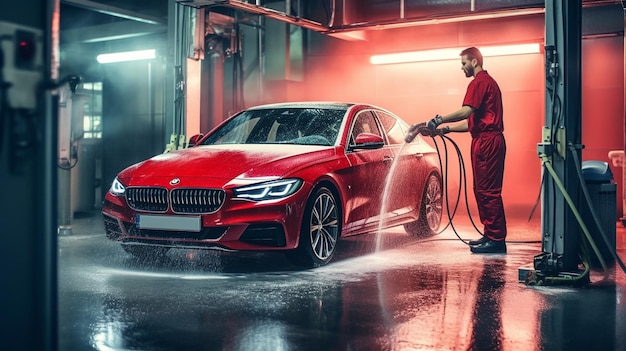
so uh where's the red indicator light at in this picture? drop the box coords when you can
[14,30,37,69]
[18,40,35,60]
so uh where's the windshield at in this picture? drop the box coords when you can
[201,107,346,146]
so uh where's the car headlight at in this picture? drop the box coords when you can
[109,177,126,196]
[233,178,303,201]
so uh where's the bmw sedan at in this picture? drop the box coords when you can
[102,102,443,268]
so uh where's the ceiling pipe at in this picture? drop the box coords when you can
[328,0,336,27]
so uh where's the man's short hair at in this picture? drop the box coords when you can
[460,47,483,66]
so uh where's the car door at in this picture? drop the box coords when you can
[375,110,427,222]
[343,110,395,234]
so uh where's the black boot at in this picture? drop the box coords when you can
[470,240,506,254]
[468,236,489,246]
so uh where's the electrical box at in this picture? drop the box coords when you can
[0,20,43,110]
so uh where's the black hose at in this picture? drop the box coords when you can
[426,133,485,245]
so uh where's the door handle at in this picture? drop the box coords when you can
[383,156,393,164]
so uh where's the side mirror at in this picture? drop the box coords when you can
[188,133,204,147]
[351,133,384,150]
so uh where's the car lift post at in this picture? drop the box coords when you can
[521,0,586,284]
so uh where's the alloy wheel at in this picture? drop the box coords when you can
[308,189,339,261]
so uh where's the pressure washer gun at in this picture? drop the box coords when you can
[404,122,429,143]
[405,115,450,143]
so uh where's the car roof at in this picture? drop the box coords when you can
[247,102,357,110]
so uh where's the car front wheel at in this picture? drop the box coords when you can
[288,186,340,268]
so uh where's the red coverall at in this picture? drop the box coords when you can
[463,70,507,241]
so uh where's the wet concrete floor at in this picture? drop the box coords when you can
[58,213,626,351]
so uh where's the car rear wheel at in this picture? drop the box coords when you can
[404,173,442,237]
[287,186,340,268]
[121,244,170,260]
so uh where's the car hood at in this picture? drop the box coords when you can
[117,144,338,188]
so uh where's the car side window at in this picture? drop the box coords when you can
[376,111,407,145]
[350,111,383,145]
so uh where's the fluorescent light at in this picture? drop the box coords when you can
[96,49,156,64]
[370,43,541,65]
[371,48,461,65]
[480,43,541,57]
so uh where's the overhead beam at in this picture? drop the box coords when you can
[176,0,623,41]
[62,0,166,24]
[176,0,328,32]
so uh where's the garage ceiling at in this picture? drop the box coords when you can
[60,0,624,45]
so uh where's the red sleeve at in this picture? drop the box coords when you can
[462,79,485,110]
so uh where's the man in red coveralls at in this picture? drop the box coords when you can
[420,46,507,254]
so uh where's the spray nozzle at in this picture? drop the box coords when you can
[405,122,430,143]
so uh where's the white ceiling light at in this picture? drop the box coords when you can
[370,43,541,65]
[96,49,156,64]
[480,43,542,57]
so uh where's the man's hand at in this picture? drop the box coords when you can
[420,126,450,137]
[427,115,444,130]
[435,126,450,135]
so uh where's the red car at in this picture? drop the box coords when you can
[102,102,442,267]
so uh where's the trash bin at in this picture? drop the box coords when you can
[580,160,616,268]
[608,150,625,226]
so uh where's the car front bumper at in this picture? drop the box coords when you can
[102,191,308,251]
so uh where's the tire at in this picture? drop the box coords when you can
[121,244,170,260]
[287,186,340,268]
[404,173,443,237]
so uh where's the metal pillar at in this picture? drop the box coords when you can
[525,0,584,283]
[0,1,57,349]
[57,84,74,236]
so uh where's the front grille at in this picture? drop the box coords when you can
[127,187,168,212]
[125,187,225,214]
[171,188,225,214]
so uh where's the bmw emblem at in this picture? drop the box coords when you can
[170,178,181,186]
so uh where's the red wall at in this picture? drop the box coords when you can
[283,13,624,223]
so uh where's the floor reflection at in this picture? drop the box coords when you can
[58,216,626,351]
[538,284,618,350]
[468,257,506,351]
